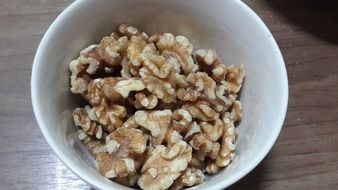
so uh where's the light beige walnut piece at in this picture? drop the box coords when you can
[134,92,158,109]
[141,73,177,103]
[73,101,127,135]
[78,131,107,155]
[209,81,238,113]
[142,50,178,79]
[182,101,219,122]
[195,49,227,82]
[73,107,104,139]
[121,116,139,128]
[127,36,149,67]
[171,109,202,141]
[138,140,192,190]
[134,110,172,145]
[156,33,198,75]
[139,53,187,101]
[205,115,237,174]
[186,72,216,100]
[83,33,129,68]
[225,64,245,94]
[69,33,129,94]
[230,100,242,123]
[118,23,140,38]
[95,127,148,178]
[170,167,204,190]
[84,77,145,105]
[188,118,233,174]
[69,56,98,94]
[97,35,129,67]
[172,109,192,133]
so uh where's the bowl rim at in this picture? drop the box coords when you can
[31,0,288,189]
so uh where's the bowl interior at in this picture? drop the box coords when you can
[32,0,288,189]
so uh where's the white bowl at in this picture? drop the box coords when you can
[31,0,288,189]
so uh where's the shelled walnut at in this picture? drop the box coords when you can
[95,127,148,178]
[171,167,204,190]
[70,23,245,190]
[137,140,192,190]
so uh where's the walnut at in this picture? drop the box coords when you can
[166,71,188,89]
[118,23,140,38]
[127,36,149,67]
[195,49,227,82]
[170,167,204,190]
[189,119,225,163]
[114,174,140,187]
[182,101,219,122]
[114,78,146,98]
[138,140,192,190]
[95,128,147,178]
[141,74,176,103]
[184,122,201,140]
[206,116,237,174]
[176,35,194,55]
[120,57,131,77]
[156,33,198,75]
[134,110,172,145]
[84,78,121,105]
[188,154,205,170]
[121,116,139,128]
[179,80,237,113]
[200,119,224,142]
[73,106,104,139]
[164,128,184,147]
[230,100,242,123]
[69,57,97,94]
[171,109,201,139]
[69,34,129,94]
[211,81,238,112]
[177,87,200,102]
[73,97,127,133]
[142,51,177,79]
[172,109,192,130]
[189,134,215,155]
[84,77,145,105]
[205,162,219,174]
[134,92,158,109]
[225,64,245,94]
[91,34,129,67]
[187,72,216,100]
[148,33,161,43]
[78,131,107,155]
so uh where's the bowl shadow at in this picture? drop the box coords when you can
[265,0,338,45]
[227,159,266,190]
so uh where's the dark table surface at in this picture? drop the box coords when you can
[0,0,337,189]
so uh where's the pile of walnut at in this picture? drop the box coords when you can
[70,24,245,190]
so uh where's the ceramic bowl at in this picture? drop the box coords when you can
[31,0,288,189]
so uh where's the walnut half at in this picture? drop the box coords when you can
[95,127,148,178]
[138,140,192,190]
